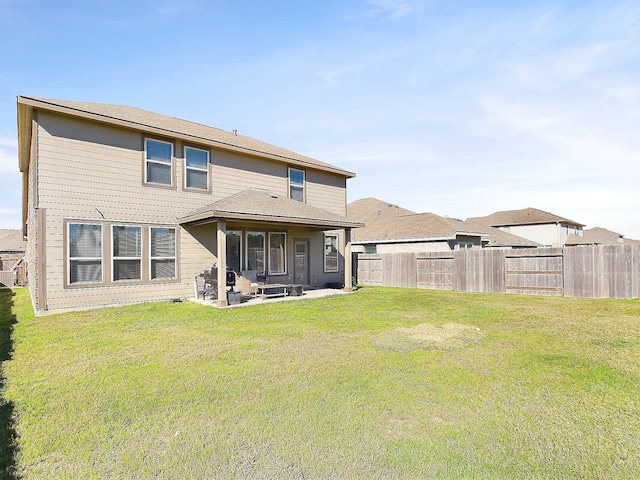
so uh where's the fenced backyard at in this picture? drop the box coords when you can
[356,244,640,299]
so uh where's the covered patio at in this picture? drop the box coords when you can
[179,189,363,307]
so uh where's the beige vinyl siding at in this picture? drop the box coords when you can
[35,113,218,312]
[306,170,347,216]
[213,151,285,199]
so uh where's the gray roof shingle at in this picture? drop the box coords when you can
[179,189,363,229]
[467,207,584,227]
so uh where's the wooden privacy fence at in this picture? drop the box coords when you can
[356,245,640,299]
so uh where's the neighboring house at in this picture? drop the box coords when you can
[347,198,488,253]
[565,227,640,246]
[17,96,362,313]
[467,207,584,248]
[0,229,27,286]
[462,219,541,249]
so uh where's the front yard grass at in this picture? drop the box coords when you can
[2,286,639,479]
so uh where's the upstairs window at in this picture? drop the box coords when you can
[68,223,103,284]
[145,139,173,186]
[112,225,141,281]
[185,146,209,190]
[289,168,305,202]
[324,234,339,272]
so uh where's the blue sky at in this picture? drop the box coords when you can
[1,0,639,238]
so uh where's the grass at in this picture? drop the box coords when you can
[1,286,639,479]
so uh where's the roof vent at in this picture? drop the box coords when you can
[232,129,238,135]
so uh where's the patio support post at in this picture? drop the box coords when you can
[344,228,353,292]
[216,219,228,307]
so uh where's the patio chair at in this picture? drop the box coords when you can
[239,270,261,297]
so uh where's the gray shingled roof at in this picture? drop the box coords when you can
[467,207,584,227]
[565,227,640,246]
[179,189,363,229]
[347,197,415,224]
[347,198,485,243]
[0,230,26,252]
[17,96,355,178]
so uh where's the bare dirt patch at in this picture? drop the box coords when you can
[374,323,484,353]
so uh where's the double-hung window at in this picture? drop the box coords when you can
[185,146,209,190]
[150,227,176,279]
[324,234,339,272]
[268,233,286,274]
[68,223,103,284]
[145,139,173,186]
[289,168,305,202]
[113,225,142,281]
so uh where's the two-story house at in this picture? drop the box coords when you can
[467,207,584,248]
[17,96,362,314]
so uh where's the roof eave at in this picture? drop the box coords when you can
[16,96,356,178]
[179,210,364,230]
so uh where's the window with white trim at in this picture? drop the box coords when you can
[150,227,176,279]
[112,225,142,281]
[289,168,305,202]
[324,234,339,272]
[185,146,209,190]
[145,138,173,185]
[68,223,103,284]
[268,232,286,274]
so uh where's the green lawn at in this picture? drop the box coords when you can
[1,286,639,479]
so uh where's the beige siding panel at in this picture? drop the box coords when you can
[306,170,346,216]
[213,151,286,200]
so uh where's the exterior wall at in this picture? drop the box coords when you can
[352,236,482,254]
[30,111,348,313]
[376,241,451,254]
[504,224,561,247]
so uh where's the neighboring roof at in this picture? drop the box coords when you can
[16,96,355,178]
[0,229,26,252]
[565,227,640,246]
[467,207,584,228]
[347,198,415,224]
[347,198,486,244]
[463,219,541,248]
[179,189,364,230]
